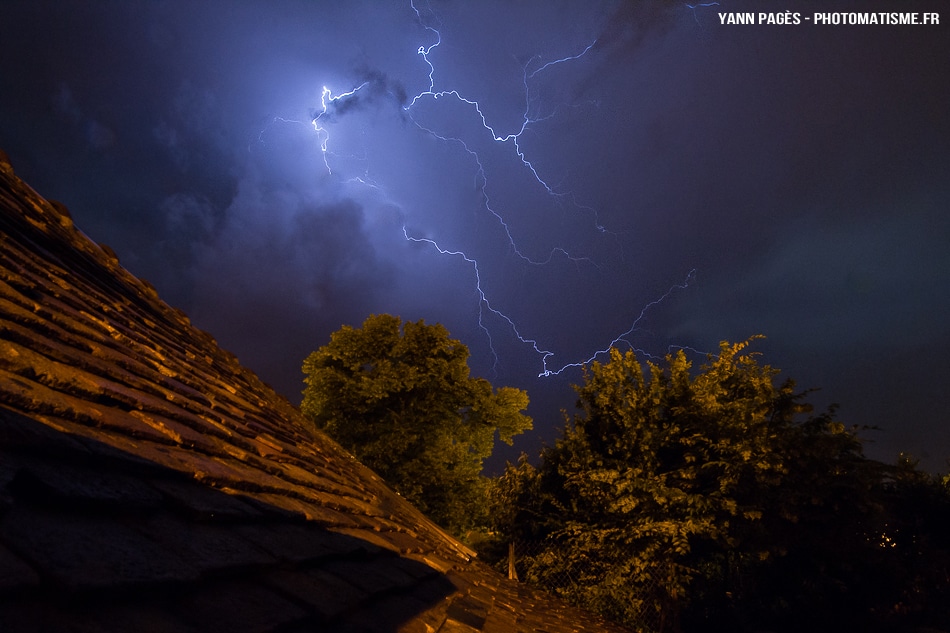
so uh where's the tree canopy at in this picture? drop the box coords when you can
[302,314,531,534]
[490,339,950,632]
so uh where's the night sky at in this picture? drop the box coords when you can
[1,1,948,472]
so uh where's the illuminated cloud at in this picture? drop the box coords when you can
[0,0,947,469]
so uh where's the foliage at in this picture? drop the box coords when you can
[489,339,950,632]
[301,313,531,534]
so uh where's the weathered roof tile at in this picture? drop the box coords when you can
[322,558,420,596]
[233,521,366,564]
[132,514,277,576]
[0,599,201,633]
[344,591,446,633]
[173,578,310,633]
[0,505,199,590]
[9,461,165,511]
[148,477,264,522]
[262,567,367,619]
[445,594,491,630]
[0,542,40,592]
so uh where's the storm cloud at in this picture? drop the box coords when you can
[1,0,948,470]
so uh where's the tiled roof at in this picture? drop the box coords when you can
[0,151,629,633]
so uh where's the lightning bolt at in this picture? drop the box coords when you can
[303,1,699,378]
[539,269,698,377]
[311,83,369,174]
[405,26,595,198]
[402,227,555,373]
[685,2,722,26]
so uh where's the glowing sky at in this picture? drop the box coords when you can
[1,0,948,471]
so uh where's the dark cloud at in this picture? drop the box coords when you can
[186,192,389,397]
[324,68,409,116]
[1,0,948,471]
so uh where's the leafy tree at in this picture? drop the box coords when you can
[302,314,531,534]
[490,339,948,632]
[503,338,802,629]
[863,455,950,629]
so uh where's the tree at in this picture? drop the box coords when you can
[490,339,935,632]
[502,339,802,629]
[301,314,531,534]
